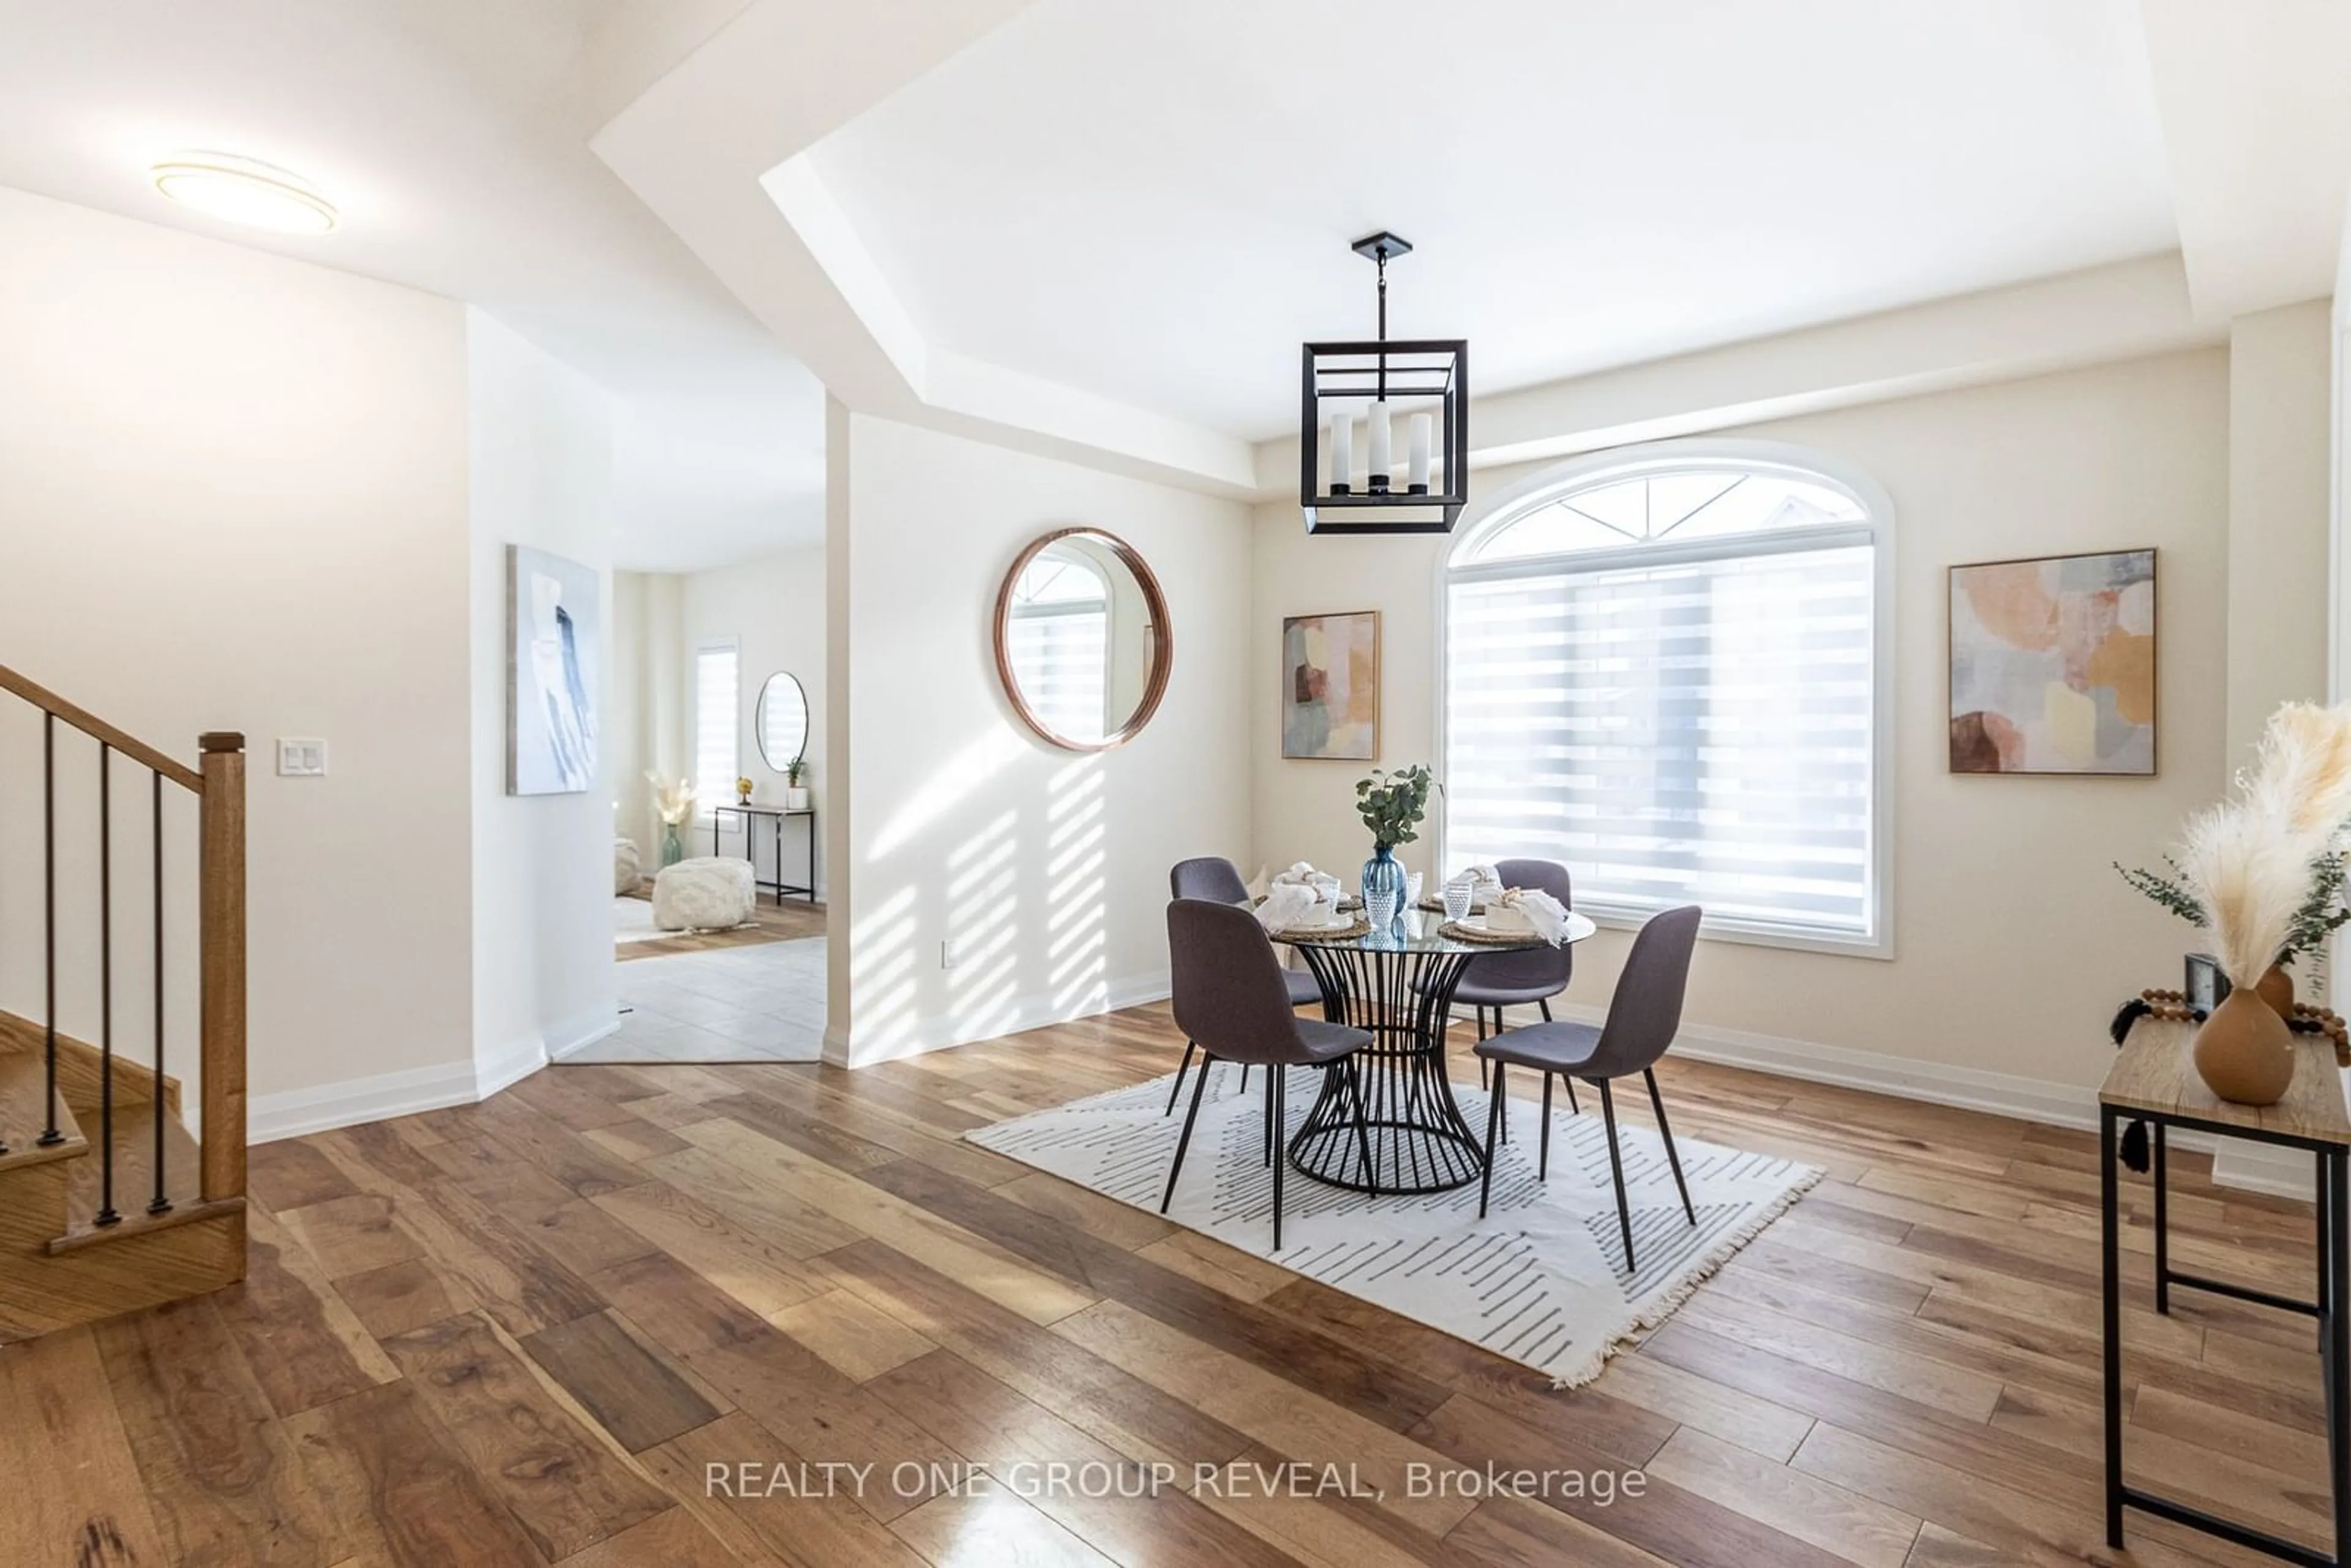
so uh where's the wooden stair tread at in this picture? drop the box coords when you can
[58,1098,209,1243]
[0,1008,182,1116]
[0,1048,86,1175]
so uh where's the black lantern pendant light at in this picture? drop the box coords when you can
[1300,231,1469,535]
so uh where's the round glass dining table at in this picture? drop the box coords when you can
[1273,906,1598,1194]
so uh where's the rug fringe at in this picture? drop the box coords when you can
[967,1069,1825,1395]
[1545,1163,1828,1390]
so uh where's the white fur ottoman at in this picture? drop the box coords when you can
[651,857,756,931]
[613,838,642,896]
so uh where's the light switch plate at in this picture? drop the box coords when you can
[277,738,328,778]
[941,939,961,970]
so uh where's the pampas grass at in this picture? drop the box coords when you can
[2177,803,2315,983]
[2175,702,2351,983]
[2243,701,2351,846]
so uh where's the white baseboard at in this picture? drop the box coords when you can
[830,970,1170,1069]
[1529,999,2101,1127]
[2208,1141,2319,1199]
[1526,1000,2320,1202]
[250,1058,484,1144]
[540,1007,623,1069]
[250,1005,618,1144]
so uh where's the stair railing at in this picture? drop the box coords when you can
[0,664,245,1229]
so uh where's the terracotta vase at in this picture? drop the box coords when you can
[2191,987,2297,1106]
[2255,964,2295,1019]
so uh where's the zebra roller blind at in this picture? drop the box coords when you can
[1445,463,1881,944]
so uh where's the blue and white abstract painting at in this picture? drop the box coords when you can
[508,545,600,795]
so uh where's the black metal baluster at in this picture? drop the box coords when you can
[95,743,118,1226]
[38,712,61,1146]
[149,771,170,1215]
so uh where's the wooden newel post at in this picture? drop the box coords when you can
[198,732,247,1204]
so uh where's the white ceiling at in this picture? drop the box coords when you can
[6,0,2345,531]
[0,0,825,572]
[809,0,2183,439]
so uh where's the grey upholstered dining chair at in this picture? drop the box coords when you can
[1467,858,1575,1080]
[1417,858,1577,1107]
[1165,856,1321,1114]
[1472,905,1703,1271]
[1163,899,1376,1251]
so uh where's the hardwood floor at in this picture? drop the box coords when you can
[1,1002,2331,1566]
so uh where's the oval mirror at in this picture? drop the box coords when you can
[993,528,1172,751]
[754,672,809,770]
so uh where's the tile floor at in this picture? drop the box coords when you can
[568,936,827,1063]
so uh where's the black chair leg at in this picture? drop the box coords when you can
[1264,1063,1277,1166]
[1271,1064,1286,1252]
[1344,1059,1378,1187]
[1161,1053,1213,1214]
[1479,1062,1507,1218]
[1646,1068,1696,1225]
[1476,1008,1490,1089]
[1239,1063,1250,1095]
[1598,1078,1635,1272]
[1166,1041,1198,1117]
[1539,1073,1553,1180]
[1565,1077,1580,1115]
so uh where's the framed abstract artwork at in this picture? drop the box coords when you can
[508,544,601,795]
[1282,610,1380,760]
[1949,548,2154,775]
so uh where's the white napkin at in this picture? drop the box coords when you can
[1272,861,1344,904]
[1255,883,1321,933]
[1496,887,1570,947]
[1449,865,1504,909]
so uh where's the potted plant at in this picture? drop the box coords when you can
[2115,851,2350,1016]
[1355,765,1436,921]
[784,757,811,811]
[647,773,696,867]
[2117,702,2351,1103]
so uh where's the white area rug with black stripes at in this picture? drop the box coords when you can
[967,1064,1821,1389]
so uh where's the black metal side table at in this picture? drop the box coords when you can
[710,803,816,906]
[2101,1016,2350,1565]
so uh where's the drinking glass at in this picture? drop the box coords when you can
[1364,890,1398,929]
[1442,876,1474,923]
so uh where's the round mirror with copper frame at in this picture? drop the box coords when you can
[992,527,1172,752]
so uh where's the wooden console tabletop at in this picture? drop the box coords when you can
[2099,1016,2351,1146]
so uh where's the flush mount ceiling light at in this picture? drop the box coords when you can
[1300,231,1468,535]
[149,152,337,234]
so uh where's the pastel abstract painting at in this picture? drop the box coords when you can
[1949,548,2154,775]
[1282,610,1380,760]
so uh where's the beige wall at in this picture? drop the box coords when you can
[0,186,476,1108]
[831,415,1253,1064]
[2227,300,2334,761]
[1253,348,2233,1090]
[682,546,828,895]
[467,310,620,1085]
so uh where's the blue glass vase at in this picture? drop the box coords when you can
[1360,842,1407,926]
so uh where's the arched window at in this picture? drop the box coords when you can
[1442,440,1892,954]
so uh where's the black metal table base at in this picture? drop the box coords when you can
[2103,1107,2350,1564]
[711,808,817,907]
[1289,945,1482,1194]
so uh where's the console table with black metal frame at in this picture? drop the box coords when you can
[710,803,816,906]
[2101,1017,2350,1566]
